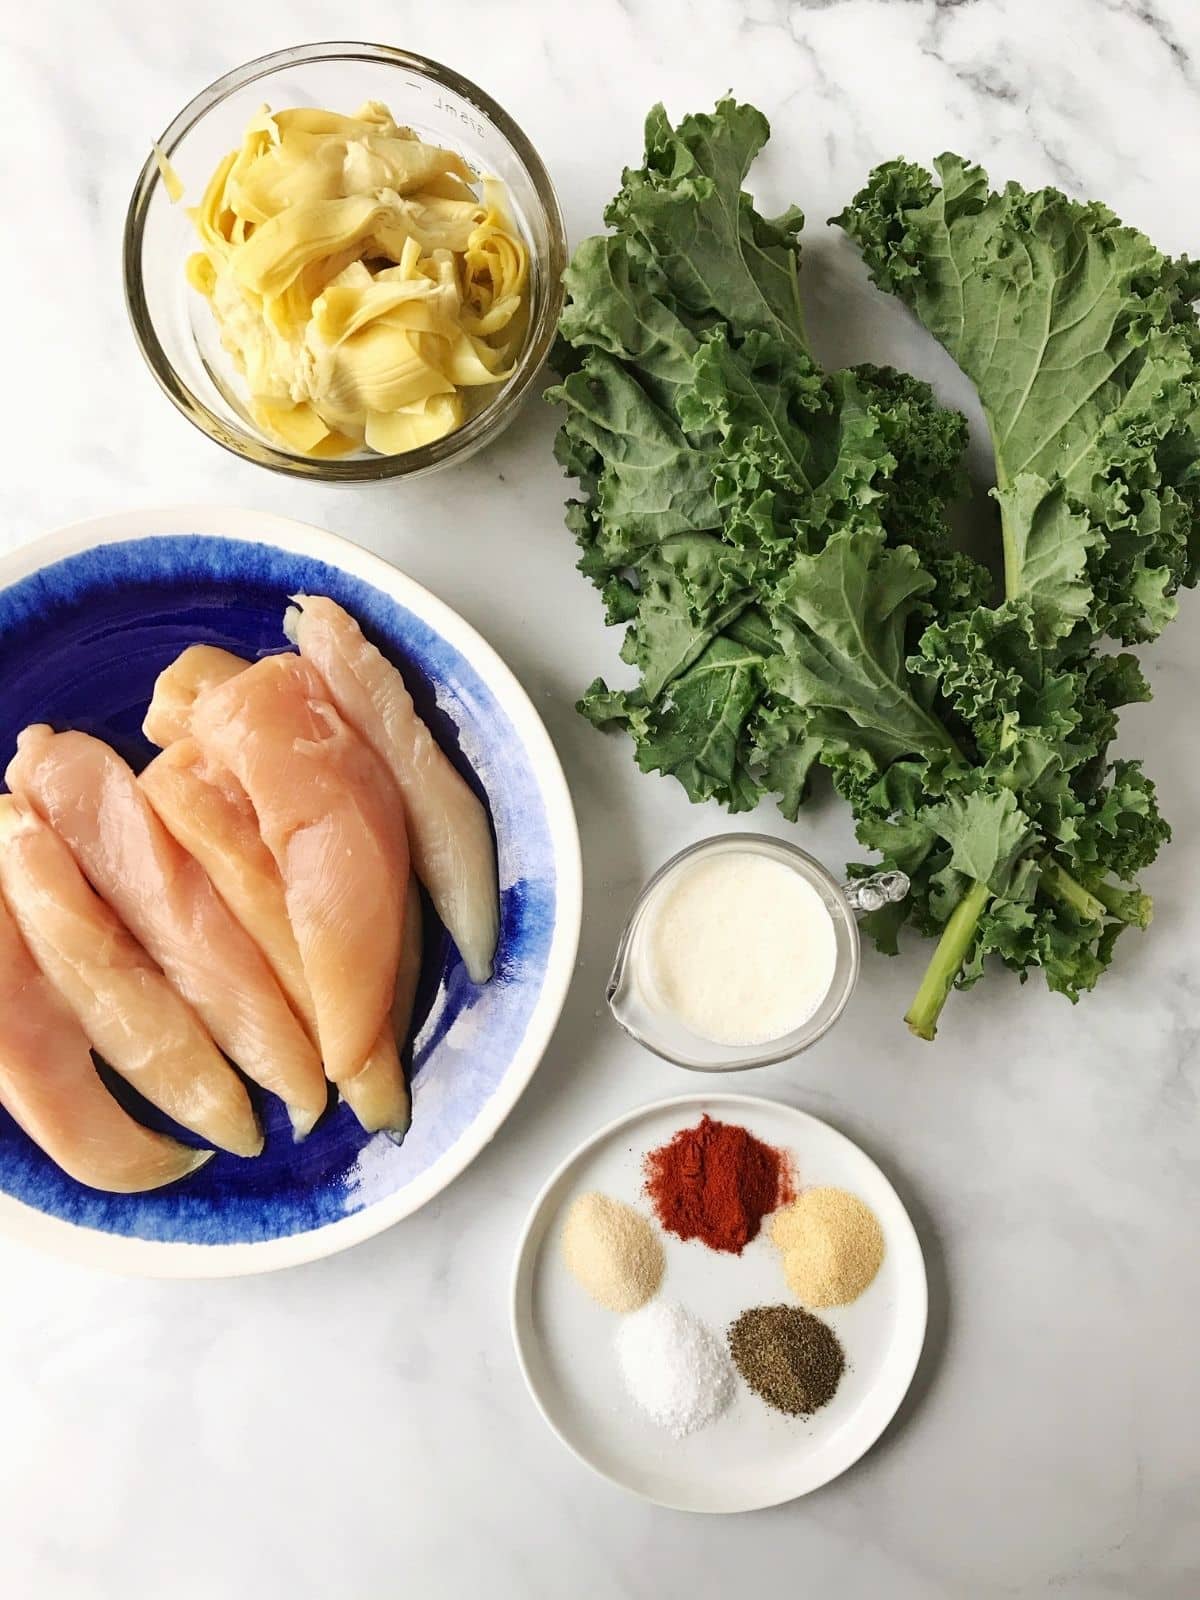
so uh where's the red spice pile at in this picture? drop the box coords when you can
[643,1114,794,1255]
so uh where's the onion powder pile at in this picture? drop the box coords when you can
[770,1187,885,1307]
[615,1300,733,1437]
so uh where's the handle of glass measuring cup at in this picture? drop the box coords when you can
[840,869,910,915]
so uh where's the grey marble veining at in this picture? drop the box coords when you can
[0,1,1198,1595]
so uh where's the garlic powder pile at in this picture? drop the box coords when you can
[561,1191,664,1313]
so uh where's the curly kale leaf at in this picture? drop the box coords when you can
[582,632,767,812]
[555,101,1187,1037]
[607,99,807,351]
[835,154,1200,645]
[766,528,960,776]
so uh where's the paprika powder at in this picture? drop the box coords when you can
[643,1115,793,1254]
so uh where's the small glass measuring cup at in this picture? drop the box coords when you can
[606,833,908,1071]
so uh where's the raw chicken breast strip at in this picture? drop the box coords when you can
[191,655,409,1084]
[285,595,499,982]
[392,871,425,1059]
[340,874,423,1136]
[340,1028,409,1138]
[0,888,211,1193]
[6,726,328,1138]
[0,796,262,1157]
[143,645,249,749]
[140,740,316,1039]
[144,718,417,1137]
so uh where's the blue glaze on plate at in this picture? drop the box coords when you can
[0,535,556,1245]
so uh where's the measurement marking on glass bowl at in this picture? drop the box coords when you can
[430,94,490,138]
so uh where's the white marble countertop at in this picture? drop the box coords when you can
[2,1,1199,1594]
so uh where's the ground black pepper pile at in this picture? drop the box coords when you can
[728,1304,845,1415]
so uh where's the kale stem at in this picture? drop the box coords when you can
[1039,861,1106,923]
[1092,879,1154,929]
[904,878,990,1041]
[994,454,1023,604]
[1038,861,1153,927]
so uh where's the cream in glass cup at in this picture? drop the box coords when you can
[607,834,908,1072]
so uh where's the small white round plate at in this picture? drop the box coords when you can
[511,1092,927,1513]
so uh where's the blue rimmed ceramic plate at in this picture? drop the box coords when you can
[0,507,581,1276]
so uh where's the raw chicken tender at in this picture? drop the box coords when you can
[285,595,499,982]
[392,871,425,1060]
[6,726,328,1137]
[0,888,211,1193]
[339,1027,409,1137]
[0,796,262,1157]
[191,655,409,1084]
[140,739,316,1039]
[143,726,418,1137]
[143,645,249,748]
[340,874,423,1135]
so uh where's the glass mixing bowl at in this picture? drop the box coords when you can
[123,42,567,482]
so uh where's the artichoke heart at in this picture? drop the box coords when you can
[179,99,528,457]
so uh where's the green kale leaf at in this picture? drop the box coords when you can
[835,155,1200,645]
[554,102,1191,1040]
